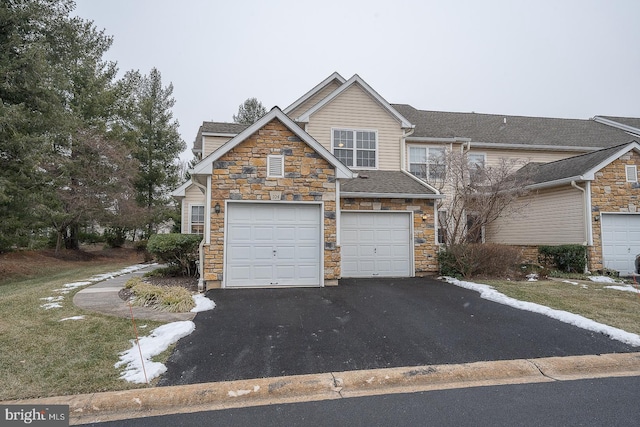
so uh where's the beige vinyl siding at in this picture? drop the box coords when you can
[203,135,234,158]
[306,84,403,170]
[181,184,206,233]
[477,148,586,169]
[288,80,342,120]
[485,186,586,245]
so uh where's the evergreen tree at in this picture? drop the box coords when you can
[0,0,133,251]
[233,97,266,124]
[117,68,186,237]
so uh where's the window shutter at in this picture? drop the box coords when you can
[268,155,284,177]
[626,165,637,183]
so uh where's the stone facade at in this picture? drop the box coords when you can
[588,150,640,272]
[203,118,339,288]
[340,198,439,274]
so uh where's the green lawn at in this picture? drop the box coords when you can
[480,278,640,336]
[0,262,165,401]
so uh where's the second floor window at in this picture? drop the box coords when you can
[333,129,377,168]
[190,205,205,235]
[409,146,445,180]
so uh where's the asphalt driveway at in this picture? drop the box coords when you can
[158,277,635,386]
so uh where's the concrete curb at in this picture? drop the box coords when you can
[4,352,639,425]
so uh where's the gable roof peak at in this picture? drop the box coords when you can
[191,106,356,180]
[298,74,413,129]
[283,72,347,115]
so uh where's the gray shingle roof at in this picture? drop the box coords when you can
[341,170,437,196]
[193,122,249,153]
[392,104,635,149]
[599,116,640,131]
[519,142,637,185]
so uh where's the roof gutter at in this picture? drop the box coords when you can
[406,137,471,143]
[340,192,444,200]
[525,176,586,191]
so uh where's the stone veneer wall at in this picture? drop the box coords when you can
[340,198,439,274]
[203,118,339,288]
[589,151,640,272]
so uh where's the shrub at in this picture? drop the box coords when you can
[134,239,153,262]
[103,227,127,248]
[538,245,587,273]
[78,230,105,244]
[146,233,202,276]
[124,278,194,312]
[438,243,523,278]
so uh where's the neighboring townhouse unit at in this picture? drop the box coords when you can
[173,72,640,289]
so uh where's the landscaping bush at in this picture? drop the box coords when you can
[125,277,194,312]
[538,245,587,273]
[146,233,201,276]
[103,227,127,248]
[438,243,523,278]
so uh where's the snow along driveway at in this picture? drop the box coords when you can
[157,276,637,387]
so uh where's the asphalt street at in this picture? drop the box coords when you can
[82,376,640,426]
[158,277,634,386]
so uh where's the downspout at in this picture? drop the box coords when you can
[336,179,341,247]
[191,176,210,292]
[571,180,590,274]
[400,127,415,172]
[571,180,589,246]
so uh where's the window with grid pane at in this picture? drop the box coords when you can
[190,205,205,235]
[332,129,376,168]
[409,146,445,180]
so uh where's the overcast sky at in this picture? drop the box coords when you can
[74,0,640,162]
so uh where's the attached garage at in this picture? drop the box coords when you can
[341,211,413,277]
[601,213,640,275]
[225,203,322,287]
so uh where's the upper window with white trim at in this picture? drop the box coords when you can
[409,146,445,180]
[332,129,377,169]
[626,165,638,183]
[467,153,486,180]
[190,205,205,235]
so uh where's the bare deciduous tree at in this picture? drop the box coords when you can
[420,149,533,246]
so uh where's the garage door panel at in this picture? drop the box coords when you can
[297,226,320,240]
[601,214,640,275]
[341,212,412,278]
[226,203,321,287]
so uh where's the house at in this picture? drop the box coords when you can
[173,72,640,289]
[486,141,640,275]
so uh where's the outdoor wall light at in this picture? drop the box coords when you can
[594,215,600,221]
[214,203,221,214]
[422,214,428,222]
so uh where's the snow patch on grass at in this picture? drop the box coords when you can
[588,276,619,283]
[605,284,640,294]
[60,316,85,321]
[444,277,640,347]
[115,321,196,383]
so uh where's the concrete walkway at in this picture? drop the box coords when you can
[73,265,195,322]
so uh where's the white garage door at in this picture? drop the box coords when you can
[601,213,640,275]
[341,212,412,278]
[225,203,321,287]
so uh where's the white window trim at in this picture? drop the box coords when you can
[267,154,285,178]
[408,145,446,180]
[188,203,205,235]
[467,152,486,167]
[625,165,637,183]
[331,128,379,170]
